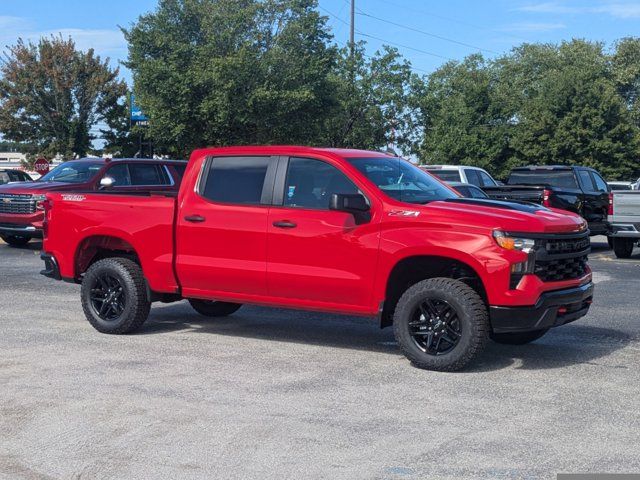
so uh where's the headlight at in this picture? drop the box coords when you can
[33,194,47,211]
[493,230,535,252]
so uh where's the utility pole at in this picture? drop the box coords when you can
[350,0,355,58]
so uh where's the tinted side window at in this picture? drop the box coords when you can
[577,170,595,192]
[478,170,496,187]
[591,172,609,193]
[105,164,132,186]
[202,156,270,205]
[129,164,169,185]
[173,164,186,178]
[464,169,481,186]
[284,157,358,209]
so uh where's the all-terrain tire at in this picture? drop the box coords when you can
[81,257,151,334]
[1,235,31,247]
[613,237,635,259]
[490,329,548,345]
[393,278,489,372]
[188,299,242,317]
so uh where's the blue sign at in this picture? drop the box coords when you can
[130,94,148,123]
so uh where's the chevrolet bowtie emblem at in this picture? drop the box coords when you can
[2,198,10,203]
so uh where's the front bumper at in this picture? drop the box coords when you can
[0,223,42,238]
[490,282,594,333]
[608,223,640,239]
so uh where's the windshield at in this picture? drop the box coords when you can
[508,170,577,188]
[426,169,461,182]
[348,157,458,204]
[38,161,104,184]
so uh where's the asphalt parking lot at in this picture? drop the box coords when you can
[1,237,639,480]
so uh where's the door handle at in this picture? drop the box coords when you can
[272,220,297,229]
[184,215,206,223]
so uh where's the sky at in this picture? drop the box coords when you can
[1,0,639,84]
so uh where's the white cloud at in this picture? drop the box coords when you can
[503,22,567,32]
[518,1,640,18]
[0,16,126,60]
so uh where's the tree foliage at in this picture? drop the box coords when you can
[415,39,640,180]
[0,36,126,160]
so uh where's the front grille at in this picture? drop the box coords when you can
[534,255,589,282]
[533,233,590,282]
[0,194,36,214]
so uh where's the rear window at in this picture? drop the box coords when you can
[201,156,270,205]
[508,170,578,189]
[426,169,461,182]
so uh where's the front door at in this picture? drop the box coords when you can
[176,155,277,299]
[266,157,380,310]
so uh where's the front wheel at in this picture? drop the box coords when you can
[81,257,151,334]
[393,278,489,372]
[613,237,635,259]
[491,329,548,345]
[1,235,31,247]
[188,299,242,317]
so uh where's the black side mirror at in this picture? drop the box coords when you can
[330,193,371,224]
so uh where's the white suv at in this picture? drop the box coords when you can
[420,165,499,188]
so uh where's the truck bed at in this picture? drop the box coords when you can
[43,191,179,293]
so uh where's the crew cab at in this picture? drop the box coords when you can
[608,190,640,258]
[41,147,594,371]
[483,166,610,236]
[0,157,185,247]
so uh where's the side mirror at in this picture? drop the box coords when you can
[330,193,371,224]
[99,176,115,190]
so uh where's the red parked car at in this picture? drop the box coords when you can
[41,146,593,371]
[0,157,186,247]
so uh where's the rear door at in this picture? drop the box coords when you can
[175,155,277,298]
[266,156,380,310]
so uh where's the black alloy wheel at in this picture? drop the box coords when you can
[89,273,126,321]
[409,298,462,355]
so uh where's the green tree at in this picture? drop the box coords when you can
[0,36,127,161]
[124,0,338,157]
[414,54,513,177]
[322,44,420,153]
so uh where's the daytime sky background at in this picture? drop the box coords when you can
[1,0,639,83]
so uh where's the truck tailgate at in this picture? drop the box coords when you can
[610,190,640,225]
[482,186,545,203]
[43,192,178,293]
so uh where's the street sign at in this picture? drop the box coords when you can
[130,94,148,123]
[34,158,50,175]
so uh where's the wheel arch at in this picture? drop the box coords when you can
[74,234,141,280]
[379,253,489,328]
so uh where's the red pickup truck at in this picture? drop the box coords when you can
[41,146,594,371]
[0,157,185,247]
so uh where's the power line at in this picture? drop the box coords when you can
[361,0,531,43]
[319,5,453,63]
[356,10,498,54]
[358,32,454,61]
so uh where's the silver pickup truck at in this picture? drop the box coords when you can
[609,190,640,258]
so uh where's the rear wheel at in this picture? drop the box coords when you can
[613,237,635,259]
[188,299,242,317]
[1,235,30,247]
[393,278,489,372]
[81,257,151,334]
[491,329,548,345]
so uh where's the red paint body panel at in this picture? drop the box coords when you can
[43,146,591,318]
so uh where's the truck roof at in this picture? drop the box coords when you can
[511,165,577,171]
[191,146,393,159]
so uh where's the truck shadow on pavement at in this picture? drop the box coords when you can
[142,303,631,372]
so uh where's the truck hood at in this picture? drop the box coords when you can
[0,181,80,194]
[417,198,585,234]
